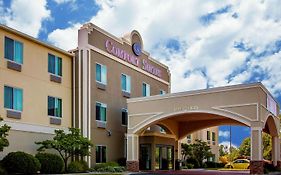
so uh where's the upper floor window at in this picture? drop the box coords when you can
[212,132,216,142]
[48,96,62,118]
[207,131,210,141]
[160,90,166,95]
[4,86,23,111]
[96,63,107,85]
[186,134,191,140]
[142,83,150,97]
[48,54,62,76]
[4,37,23,64]
[122,108,128,126]
[121,74,131,93]
[96,102,107,122]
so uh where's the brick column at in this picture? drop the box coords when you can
[127,161,139,172]
[250,161,263,174]
[276,161,281,170]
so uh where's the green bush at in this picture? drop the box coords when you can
[204,162,226,168]
[35,153,64,174]
[117,157,126,166]
[0,164,7,175]
[92,162,125,172]
[68,160,88,173]
[186,158,200,168]
[186,163,194,169]
[2,151,41,174]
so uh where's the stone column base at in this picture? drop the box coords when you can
[126,161,139,172]
[276,161,281,170]
[250,161,264,174]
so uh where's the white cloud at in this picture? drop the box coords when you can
[47,0,281,96]
[219,141,237,153]
[1,0,50,37]
[219,131,230,138]
[47,23,80,50]
[53,0,75,4]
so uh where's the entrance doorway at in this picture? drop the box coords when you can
[140,144,152,170]
[155,145,174,170]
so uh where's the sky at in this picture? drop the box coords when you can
[1,0,281,148]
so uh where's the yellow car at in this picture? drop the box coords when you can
[225,159,250,169]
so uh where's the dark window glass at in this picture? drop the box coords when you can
[122,109,128,125]
[212,132,215,141]
[96,64,101,82]
[142,83,146,96]
[48,96,62,118]
[48,54,56,74]
[96,103,101,120]
[96,146,106,163]
[48,96,55,116]
[4,86,13,109]
[4,37,14,61]
[207,131,210,140]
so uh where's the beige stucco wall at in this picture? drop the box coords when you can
[0,27,72,128]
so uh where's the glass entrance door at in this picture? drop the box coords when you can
[155,145,174,170]
[140,144,151,170]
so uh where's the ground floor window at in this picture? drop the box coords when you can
[96,145,106,163]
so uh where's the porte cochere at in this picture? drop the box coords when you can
[126,83,280,174]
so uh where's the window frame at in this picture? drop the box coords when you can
[121,73,131,93]
[160,90,166,95]
[121,108,128,126]
[4,85,23,112]
[96,101,107,122]
[48,96,62,118]
[96,145,107,163]
[48,53,62,77]
[96,63,107,85]
[4,36,24,65]
[207,130,211,141]
[142,82,150,97]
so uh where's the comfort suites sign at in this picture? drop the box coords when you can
[105,39,162,78]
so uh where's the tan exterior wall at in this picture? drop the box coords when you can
[0,26,73,156]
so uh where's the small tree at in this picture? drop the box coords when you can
[36,128,93,172]
[191,139,212,167]
[0,117,11,152]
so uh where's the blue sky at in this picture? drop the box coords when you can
[1,0,281,148]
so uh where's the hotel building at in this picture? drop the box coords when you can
[0,24,73,158]
[72,23,171,167]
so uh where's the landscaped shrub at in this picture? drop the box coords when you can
[117,157,126,166]
[204,161,225,168]
[92,161,125,172]
[186,163,194,169]
[35,153,64,174]
[67,160,88,173]
[186,158,200,168]
[0,163,7,175]
[2,151,41,174]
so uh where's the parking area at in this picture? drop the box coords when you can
[129,169,250,175]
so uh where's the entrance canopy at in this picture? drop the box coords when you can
[126,83,280,174]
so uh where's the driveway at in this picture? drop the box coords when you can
[129,169,251,175]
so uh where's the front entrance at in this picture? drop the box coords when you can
[140,144,152,170]
[155,145,174,170]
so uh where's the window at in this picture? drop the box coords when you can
[48,96,62,118]
[4,37,23,64]
[160,90,166,95]
[142,83,150,97]
[207,131,210,140]
[187,134,191,140]
[212,132,216,141]
[96,102,106,122]
[121,74,131,93]
[96,63,107,84]
[122,108,128,125]
[48,54,62,76]
[4,86,23,111]
[96,145,106,163]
